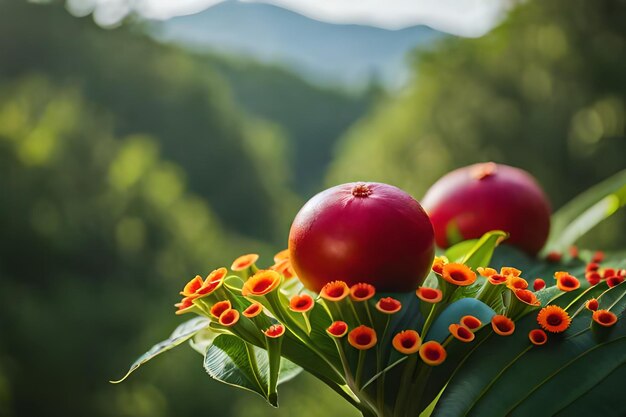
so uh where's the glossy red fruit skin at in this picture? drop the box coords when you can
[288,182,435,293]
[422,163,551,256]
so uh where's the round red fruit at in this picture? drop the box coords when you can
[422,162,550,255]
[288,182,435,293]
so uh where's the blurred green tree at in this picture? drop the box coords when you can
[328,0,625,248]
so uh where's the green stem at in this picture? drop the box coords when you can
[376,315,391,413]
[393,355,417,417]
[355,349,366,388]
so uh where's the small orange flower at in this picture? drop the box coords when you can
[210,300,232,319]
[375,297,402,314]
[350,283,376,302]
[585,271,601,286]
[196,267,228,297]
[416,287,443,303]
[533,278,546,291]
[432,256,449,274]
[546,251,562,263]
[477,267,497,277]
[326,321,348,338]
[586,262,600,273]
[491,315,515,336]
[289,294,314,313]
[242,270,281,296]
[441,263,477,286]
[528,329,548,346]
[487,274,508,285]
[585,298,599,311]
[320,281,350,302]
[507,276,529,290]
[537,305,571,333]
[449,324,475,342]
[264,324,286,338]
[460,315,482,331]
[230,254,259,271]
[606,276,624,288]
[513,289,541,306]
[348,325,377,350]
[591,251,605,263]
[174,296,197,315]
[243,302,264,318]
[592,310,617,327]
[392,330,421,354]
[501,267,522,277]
[273,249,290,263]
[555,272,580,292]
[419,341,446,366]
[180,275,204,297]
[218,309,240,327]
[270,258,296,279]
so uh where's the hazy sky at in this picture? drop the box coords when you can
[71,0,509,37]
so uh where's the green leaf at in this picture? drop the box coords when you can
[546,169,626,253]
[111,316,210,383]
[445,239,479,263]
[460,230,508,270]
[429,283,626,417]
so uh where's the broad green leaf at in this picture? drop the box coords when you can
[429,283,626,417]
[445,239,479,263]
[111,316,210,383]
[546,169,626,253]
[460,230,508,270]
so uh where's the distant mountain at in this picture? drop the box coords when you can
[153,0,444,87]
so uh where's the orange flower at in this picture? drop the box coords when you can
[449,324,475,342]
[264,324,286,338]
[326,321,348,338]
[460,315,482,331]
[243,302,264,318]
[537,305,571,333]
[555,272,580,292]
[602,268,616,278]
[348,325,377,350]
[320,281,350,302]
[242,270,281,296]
[375,297,402,314]
[180,275,204,297]
[432,256,449,275]
[419,341,446,366]
[606,276,624,288]
[271,258,296,279]
[586,262,600,273]
[218,309,240,327]
[416,287,443,303]
[568,245,579,259]
[585,271,601,286]
[513,289,541,306]
[487,274,508,285]
[528,329,548,346]
[477,267,497,277]
[392,330,421,354]
[441,263,477,286]
[507,276,529,290]
[210,300,232,319]
[533,278,546,291]
[585,298,599,311]
[501,267,522,277]
[196,267,228,297]
[273,249,290,263]
[174,296,197,315]
[289,294,314,313]
[491,315,515,336]
[592,310,617,327]
[230,254,259,271]
[591,251,605,263]
[350,283,376,302]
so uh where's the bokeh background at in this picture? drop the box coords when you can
[0,0,624,416]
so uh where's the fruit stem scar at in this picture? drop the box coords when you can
[351,183,373,197]
[471,162,497,180]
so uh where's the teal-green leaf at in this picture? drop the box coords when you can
[111,316,210,383]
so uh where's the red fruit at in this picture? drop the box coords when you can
[288,182,435,293]
[422,163,551,256]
